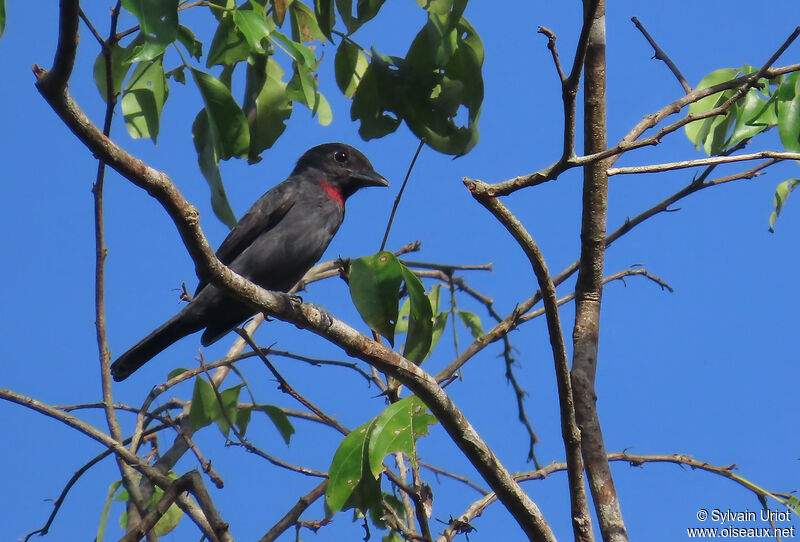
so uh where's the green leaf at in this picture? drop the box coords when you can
[148,484,184,535]
[291,1,326,43]
[787,495,800,515]
[244,55,293,162]
[122,0,179,62]
[768,178,800,232]
[727,89,768,147]
[271,29,317,67]
[685,68,738,153]
[326,397,435,517]
[334,0,357,32]
[415,0,457,14]
[335,0,385,33]
[189,377,220,430]
[165,66,186,84]
[207,13,251,67]
[93,43,133,103]
[429,311,448,356]
[351,14,484,155]
[167,367,189,379]
[400,265,433,364]
[356,0,387,27]
[349,251,404,345]
[396,283,442,360]
[233,9,275,53]
[706,103,737,155]
[215,384,243,437]
[315,91,333,126]
[121,56,168,142]
[236,405,252,436]
[190,67,250,160]
[777,72,800,152]
[367,396,437,477]
[371,493,406,530]
[287,64,318,110]
[335,39,369,98]
[0,0,5,38]
[405,14,483,154]
[208,0,236,19]
[326,421,373,514]
[192,110,238,229]
[177,25,203,60]
[458,310,483,339]
[382,531,405,542]
[258,404,295,444]
[314,0,336,41]
[96,480,122,542]
[350,50,404,140]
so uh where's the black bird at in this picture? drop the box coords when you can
[111,143,388,381]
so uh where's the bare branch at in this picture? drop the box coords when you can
[465,179,590,542]
[381,140,425,251]
[436,452,795,542]
[119,471,228,542]
[258,481,328,542]
[21,423,169,541]
[631,16,691,93]
[0,388,228,541]
[608,151,800,176]
[519,267,673,324]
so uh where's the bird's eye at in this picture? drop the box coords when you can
[334,150,348,163]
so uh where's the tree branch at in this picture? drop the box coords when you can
[436,451,796,542]
[465,179,591,542]
[607,151,800,176]
[0,388,229,541]
[258,481,328,542]
[574,2,628,540]
[631,16,691,94]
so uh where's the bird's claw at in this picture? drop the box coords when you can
[278,292,303,308]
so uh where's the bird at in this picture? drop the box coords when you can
[110,143,388,381]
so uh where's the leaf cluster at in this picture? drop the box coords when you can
[91,0,484,226]
[685,67,800,230]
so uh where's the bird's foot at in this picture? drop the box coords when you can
[278,292,303,307]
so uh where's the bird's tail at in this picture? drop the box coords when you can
[110,311,201,381]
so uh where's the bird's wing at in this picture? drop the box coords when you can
[195,180,296,294]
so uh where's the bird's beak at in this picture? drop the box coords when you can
[353,170,390,188]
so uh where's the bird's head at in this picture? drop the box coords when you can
[294,143,389,201]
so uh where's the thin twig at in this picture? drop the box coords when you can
[21,423,169,541]
[476,58,800,196]
[608,151,800,176]
[257,481,328,542]
[436,452,796,542]
[400,260,493,272]
[381,140,425,251]
[631,16,691,93]
[419,461,488,495]
[235,329,349,435]
[519,267,673,324]
[1,388,225,540]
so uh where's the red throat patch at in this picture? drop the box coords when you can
[321,182,345,206]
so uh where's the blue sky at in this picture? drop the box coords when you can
[1,2,799,541]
